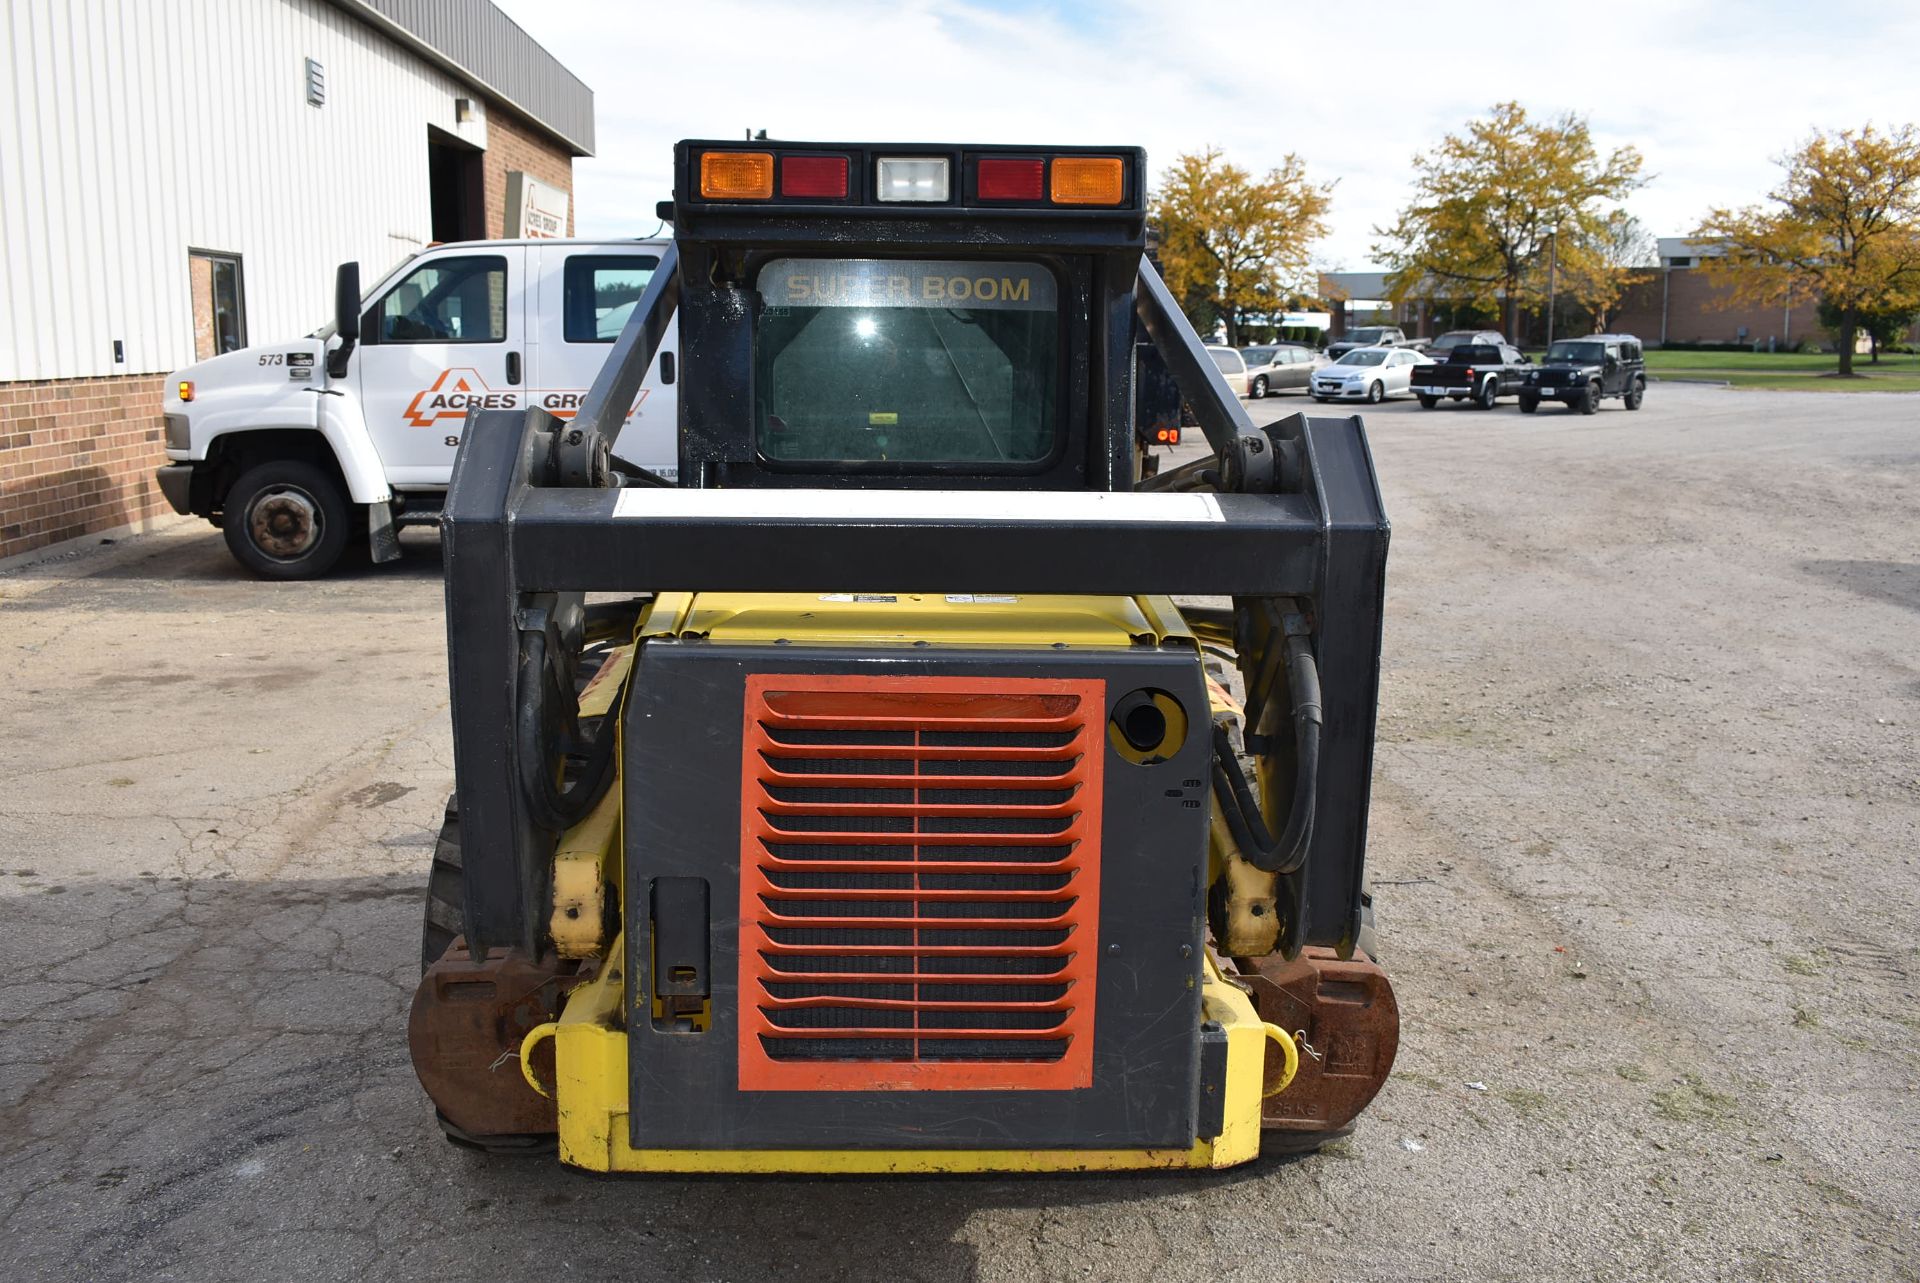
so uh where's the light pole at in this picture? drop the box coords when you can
[1545,222,1560,349]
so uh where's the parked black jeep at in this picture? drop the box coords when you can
[1520,334,1646,415]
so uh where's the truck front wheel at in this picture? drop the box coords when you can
[222,460,350,579]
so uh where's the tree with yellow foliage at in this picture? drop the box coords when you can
[1150,148,1332,345]
[1562,211,1657,333]
[1696,124,1920,375]
[1374,102,1644,338]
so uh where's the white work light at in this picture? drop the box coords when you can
[875,157,949,202]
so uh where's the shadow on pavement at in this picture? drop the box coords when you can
[75,529,447,585]
[0,870,1272,1282]
[1802,558,1920,615]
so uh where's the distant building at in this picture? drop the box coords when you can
[1318,236,1920,350]
[2,0,593,563]
[1609,239,1819,349]
[1318,271,1487,339]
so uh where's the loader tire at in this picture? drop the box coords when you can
[421,796,464,974]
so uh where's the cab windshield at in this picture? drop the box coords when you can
[1349,328,1387,343]
[1547,341,1606,363]
[754,258,1058,466]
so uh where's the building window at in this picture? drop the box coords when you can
[562,255,660,342]
[1668,256,1692,268]
[189,251,246,360]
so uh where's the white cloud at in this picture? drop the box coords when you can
[497,0,1920,268]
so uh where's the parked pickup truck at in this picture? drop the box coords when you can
[1407,342,1531,410]
[158,238,678,579]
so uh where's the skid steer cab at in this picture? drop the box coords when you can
[407,140,1400,1173]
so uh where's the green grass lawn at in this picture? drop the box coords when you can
[1640,349,1920,391]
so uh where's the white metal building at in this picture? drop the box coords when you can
[0,0,594,560]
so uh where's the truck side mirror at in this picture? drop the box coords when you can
[328,262,361,378]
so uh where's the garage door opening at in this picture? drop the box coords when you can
[428,128,485,243]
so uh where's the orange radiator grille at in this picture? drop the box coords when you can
[737,674,1104,1091]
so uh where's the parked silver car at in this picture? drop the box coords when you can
[1310,346,1432,403]
[1240,344,1328,397]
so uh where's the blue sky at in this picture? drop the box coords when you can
[496,0,1919,272]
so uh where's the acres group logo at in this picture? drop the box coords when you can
[402,368,518,428]
[401,368,647,428]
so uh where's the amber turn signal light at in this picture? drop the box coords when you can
[699,151,774,200]
[177,380,195,402]
[1050,156,1125,205]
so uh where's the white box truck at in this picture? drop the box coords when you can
[156,238,677,578]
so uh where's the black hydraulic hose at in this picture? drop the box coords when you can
[1209,635,1322,875]
[516,631,622,833]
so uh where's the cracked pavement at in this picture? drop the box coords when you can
[1,384,1916,1281]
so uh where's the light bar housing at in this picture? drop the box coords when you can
[675,142,1143,223]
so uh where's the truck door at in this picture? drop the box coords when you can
[531,246,679,479]
[353,247,528,484]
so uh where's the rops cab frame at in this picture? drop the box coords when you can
[407,139,1399,1173]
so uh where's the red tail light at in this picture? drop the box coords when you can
[781,155,849,199]
[977,157,1045,202]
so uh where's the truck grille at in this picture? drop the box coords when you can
[737,674,1103,1091]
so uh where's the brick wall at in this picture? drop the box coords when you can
[1612,269,1823,348]
[483,105,576,239]
[0,375,169,562]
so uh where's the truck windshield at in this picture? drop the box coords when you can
[1350,329,1385,342]
[754,258,1058,466]
[1547,341,1606,363]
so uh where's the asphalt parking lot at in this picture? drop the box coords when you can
[2,383,1917,1282]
